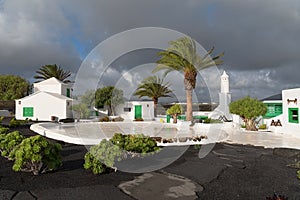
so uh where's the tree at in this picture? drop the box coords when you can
[72,103,90,119]
[134,76,173,117]
[0,75,30,100]
[95,86,124,116]
[154,37,224,121]
[34,64,71,83]
[80,90,96,109]
[166,104,183,124]
[229,96,267,131]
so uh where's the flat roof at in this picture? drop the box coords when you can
[261,93,282,101]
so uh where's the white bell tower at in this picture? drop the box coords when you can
[209,70,232,120]
[221,71,229,94]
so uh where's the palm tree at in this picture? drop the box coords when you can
[34,64,71,83]
[153,37,224,121]
[134,76,173,117]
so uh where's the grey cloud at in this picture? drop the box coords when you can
[0,0,300,101]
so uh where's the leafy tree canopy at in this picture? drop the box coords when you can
[95,86,124,116]
[0,75,30,100]
[230,96,267,131]
[167,104,183,115]
[72,103,90,119]
[229,96,267,120]
[80,90,96,108]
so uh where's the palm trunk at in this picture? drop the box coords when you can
[153,97,158,117]
[184,71,196,122]
[186,89,193,121]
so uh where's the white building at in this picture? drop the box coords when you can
[116,101,155,121]
[209,71,232,120]
[15,77,73,121]
[270,88,300,138]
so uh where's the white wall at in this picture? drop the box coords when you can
[281,88,300,137]
[34,84,62,95]
[61,84,72,97]
[117,101,154,120]
[15,93,72,121]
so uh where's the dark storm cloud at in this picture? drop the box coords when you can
[0,0,299,100]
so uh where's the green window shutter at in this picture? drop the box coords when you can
[66,88,70,97]
[288,108,298,123]
[275,105,282,114]
[23,107,34,117]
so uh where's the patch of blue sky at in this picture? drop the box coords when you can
[59,5,89,60]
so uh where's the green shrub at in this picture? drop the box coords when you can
[203,118,211,123]
[123,134,160,154]
[84,139,123,174]
[0,127,9,134]
[241,124,246,128]
[259,124,267,129]
[0,116,4,123]
[203,118,223,124]
[297,170,300,180]
[112,116,124,122]
[84,133,161,174]
[9,135,62,175]
[9,118,28,127]
[110,133,160,154]
[0,131,24,158]
[99,116,110,122]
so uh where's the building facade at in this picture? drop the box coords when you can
[15,78,73,121]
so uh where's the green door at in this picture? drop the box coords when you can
[134,105,142,119]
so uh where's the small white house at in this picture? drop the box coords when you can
[15,78,73,121]
[117,101,154,121]
[278,88,300,137]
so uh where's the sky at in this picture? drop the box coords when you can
[0,0,300,103]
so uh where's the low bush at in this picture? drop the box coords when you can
[241,124,246,128]
[0,116,4,123]
[0,131,24,158]
[99,116,110,122]
[84,133,161,174]
[0,127,9,134]
[203,118,222,124]
[9,118,29,127]
[84,139,123,174]
[112,116,124,122]
[259,124,267,129]
[9,135,62,175]
[297,170,300,180]
[110,133,160,155]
